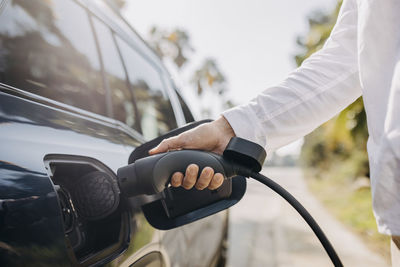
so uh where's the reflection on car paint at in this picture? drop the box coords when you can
[106,213,158,267]
[0,161,70,266]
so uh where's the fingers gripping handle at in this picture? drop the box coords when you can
[117,150,235,197]
[117,137,266,197]
[153,151,234,192]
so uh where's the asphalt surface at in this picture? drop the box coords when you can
[225,167,389,267]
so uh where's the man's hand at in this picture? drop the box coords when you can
[149,116,235,190]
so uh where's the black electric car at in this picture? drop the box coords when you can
[0,0,231,266]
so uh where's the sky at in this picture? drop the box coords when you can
[122,0,336,155]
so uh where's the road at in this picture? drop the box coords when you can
[225,167,389,267]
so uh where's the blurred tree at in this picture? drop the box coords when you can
[191,58,231,116]
[192,58,226,96]
[148,27,194,69]
[297,0,369,179]
[147,27,234,118]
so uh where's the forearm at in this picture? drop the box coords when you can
[223,0,361,153]
[223,68,361,153]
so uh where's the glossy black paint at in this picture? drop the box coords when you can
[0,84,164,265]
[0,161,69,266]
[0,91,77,266]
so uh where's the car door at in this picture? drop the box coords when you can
[106,19,228,265]
[88,8,193,266]
[169,90,229,267]
[104,24,190,266]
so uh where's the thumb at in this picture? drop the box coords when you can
[149,135,185,155]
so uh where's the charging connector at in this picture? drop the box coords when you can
[116,137,343,266]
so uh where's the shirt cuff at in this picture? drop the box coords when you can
[222,105,266,148]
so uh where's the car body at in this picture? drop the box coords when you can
[0,0,228,266]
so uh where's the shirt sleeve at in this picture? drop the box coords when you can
[372,62,400,235]
[222,0,362,154]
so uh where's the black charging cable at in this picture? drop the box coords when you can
[246,171,343,267]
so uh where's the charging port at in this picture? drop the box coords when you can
[44,155,129,266]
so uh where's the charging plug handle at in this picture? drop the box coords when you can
[117,150,235,197]
[117,137,266,197]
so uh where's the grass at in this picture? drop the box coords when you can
[304,168,391,263]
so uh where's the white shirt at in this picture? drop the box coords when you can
[222,0,400,236]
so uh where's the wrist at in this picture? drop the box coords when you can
[214,116,235,138]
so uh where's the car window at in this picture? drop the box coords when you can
[115,36,177,139]
[92,17,138,129]
[90,0,153,62]
[176,92,195,123]
[0,0,107,116]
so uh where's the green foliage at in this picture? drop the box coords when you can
[297,0,369,180]
[307,170,390,260]
[295,1,341,66]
